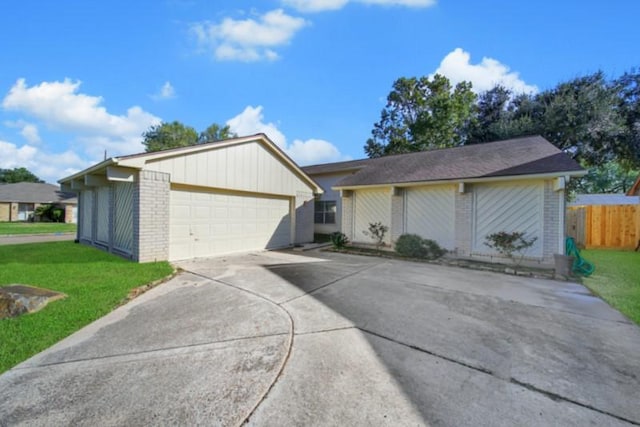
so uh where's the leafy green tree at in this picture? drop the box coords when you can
[198,123,236,143]
[614,69,640,168]
[365,74,477,157]
[573,162,639,194]
[467,85,512,144]
[142,121,198,152]
[143,121,237,152]
[0,167,44,183]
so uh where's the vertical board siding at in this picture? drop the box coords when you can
[113,182,134,253]
[405,185,455,250]
[80,190,93,240]
[354,189,391,244]
[95,186,110,244]
[473,182,543,257]
[569,205,640,249]
[147,141,311,196]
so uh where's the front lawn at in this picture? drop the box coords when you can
[0,242,173,374]
[0,222,77,235]
[582,249,640,324]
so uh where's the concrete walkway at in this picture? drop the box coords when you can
[1,250,639,426]
[0,233,75,245]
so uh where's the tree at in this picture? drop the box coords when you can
[467,85,512,144]
[142,121,198,152]
[614,69,640,168]
[199,123,236,143]
[573,161,639,194]
[365,74,477,157]
[142,121,236,152]
[0,167,44,183]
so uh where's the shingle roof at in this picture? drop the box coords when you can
[0,183,77,204]
[304,136,583,188]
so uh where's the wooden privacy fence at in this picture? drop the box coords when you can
[567,204,640,249]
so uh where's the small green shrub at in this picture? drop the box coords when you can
[484,231,537,267]
[363,222,389,250]
[330,232,349,249]
[395,234,446,260]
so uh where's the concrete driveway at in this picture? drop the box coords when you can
[1,250,639,426]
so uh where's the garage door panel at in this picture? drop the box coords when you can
[473,183,543,257]
[169,189,291,261]
[354,189,391,244]
[406,186,455,250]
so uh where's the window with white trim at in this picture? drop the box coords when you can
[314,200,336,224]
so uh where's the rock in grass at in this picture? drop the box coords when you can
[0,285,66,319]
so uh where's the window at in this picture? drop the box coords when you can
[314,200,336,224]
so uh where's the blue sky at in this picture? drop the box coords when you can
[1,0,638,183]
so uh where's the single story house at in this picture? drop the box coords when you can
[0,182,77,223]
[304,136,586,266]
[59,134,322,262]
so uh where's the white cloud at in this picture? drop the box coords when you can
[432,48,538,94]
[2,78,161,158]
[4,120,41,144]
[152,81,176,100]
[191,9,308,62]
[0,139,88,184]
[283,0,435,12]
[226,105,349,165]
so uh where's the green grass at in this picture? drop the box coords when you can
[0,242,173,373]
[582,249,640,324]
[0,222,77,235]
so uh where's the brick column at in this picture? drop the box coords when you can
[133,170,170,262]
[454,188,473,257]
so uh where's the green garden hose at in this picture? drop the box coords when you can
[565,237,595,277]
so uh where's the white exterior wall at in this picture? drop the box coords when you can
[311,173,351,235]
[146,141,313,197]
[405,185,456,250]
[353,188,392,245]
[472,181,544,259]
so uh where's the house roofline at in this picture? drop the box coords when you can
[59,133,323,194]
[332,170,587,190]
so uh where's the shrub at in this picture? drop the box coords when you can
[484,231,537,267]
[395,234,446,260]
[363,222,389,250]
[330,232,349,249]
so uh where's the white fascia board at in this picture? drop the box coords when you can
[106,166,137,182]
[332,170,588,191]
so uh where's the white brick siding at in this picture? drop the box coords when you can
[134,170,170,263]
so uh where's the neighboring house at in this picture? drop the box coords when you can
[59,134,322,263]
[0,182,77,223]
[304,136,585,266]
[568,194,639,207]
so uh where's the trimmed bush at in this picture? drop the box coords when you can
[330,232,349,249]
[395,234,445,260]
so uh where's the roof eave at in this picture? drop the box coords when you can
[333,170,588,190]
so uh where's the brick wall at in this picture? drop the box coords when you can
[295,191,314,244]
[134,170,170,262]
[341,192,354,240]
[542,180,562,263]
[390,191,404,244]
[454,188,473,257]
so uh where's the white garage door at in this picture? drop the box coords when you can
[169,189,291,261]
[472,182,543,257]
[405,185,455,250]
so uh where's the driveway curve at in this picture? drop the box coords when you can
[0,272,292,426]
[1,249,639,426]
